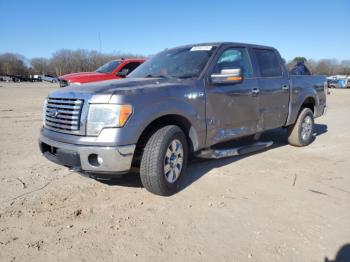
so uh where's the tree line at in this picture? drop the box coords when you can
[0,49,145,78]
[0,49,349,77]
[286,57,350,76]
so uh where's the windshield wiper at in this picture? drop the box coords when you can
[145,74,171,79]
[177,75,197,79]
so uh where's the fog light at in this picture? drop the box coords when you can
[88,154,103,167]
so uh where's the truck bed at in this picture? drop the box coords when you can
[287,75,327,126]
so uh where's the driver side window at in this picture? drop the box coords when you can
[213,48,253,78]
[120,62,142,76]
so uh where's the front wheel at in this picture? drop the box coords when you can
[140,125,188,196]
[287,108,314,147]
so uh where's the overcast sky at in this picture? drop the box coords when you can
[0,0,349,61]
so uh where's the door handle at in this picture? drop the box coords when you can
[251,88,260,96]
[282,85,289,90]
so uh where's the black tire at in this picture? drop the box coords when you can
[287,108,314,147]
[140,125,188,196]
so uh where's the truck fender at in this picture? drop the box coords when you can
[286,92,318,126]
[130,100,205,152]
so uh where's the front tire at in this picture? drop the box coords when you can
[287,108,314,147]
[140,125,188,196]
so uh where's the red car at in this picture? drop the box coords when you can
[58,59,144,87]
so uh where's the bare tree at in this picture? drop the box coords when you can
[3,49,347,79]
[0,53,28,76]
[30,57,50,75]
[288,57,350,75]
[47,49,144,76]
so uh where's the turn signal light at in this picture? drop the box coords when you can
[119,105,133,126]
[227,76,242,81]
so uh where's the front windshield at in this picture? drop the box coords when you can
[95,60,121,73]
[128,46,217,79]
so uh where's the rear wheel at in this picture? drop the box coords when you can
[287,108,314,147]
[140,125,188,196]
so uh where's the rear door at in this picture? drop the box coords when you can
[252,49,290,129]
[205,46,260,145]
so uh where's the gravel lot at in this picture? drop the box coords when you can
[0,82,349,262]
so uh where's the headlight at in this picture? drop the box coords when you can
[42,99,47,126]
[87,104,132,136]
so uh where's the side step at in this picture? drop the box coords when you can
[196,141,273,159]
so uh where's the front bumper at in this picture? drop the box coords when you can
[39,134,135,174]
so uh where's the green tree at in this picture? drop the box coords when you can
[292,57,307,64]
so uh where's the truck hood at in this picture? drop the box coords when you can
[49,77,190,103]
[59,72,116,83]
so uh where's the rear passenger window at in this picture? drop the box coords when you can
[254,49,282,77]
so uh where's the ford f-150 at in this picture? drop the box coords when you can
[39,42,327,196]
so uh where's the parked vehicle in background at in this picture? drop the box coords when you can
[32,75,42,82]
[327,76,350,88]
[0,76,12,82]
[41,74,58,83]
[346,78,350,88]
[328,79,347,88]
[58,59,145,87]
[339,79,346,88]
[328,79,338,88]
[0,75,30,82]
[39,42,327,196]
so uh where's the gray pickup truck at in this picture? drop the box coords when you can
[39,42,327,195]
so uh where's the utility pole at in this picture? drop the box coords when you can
[98,32,102,53]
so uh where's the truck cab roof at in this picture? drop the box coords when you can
[172,42,276,51]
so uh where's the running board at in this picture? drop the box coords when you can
[196,141,273,159]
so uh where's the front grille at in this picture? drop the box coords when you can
[59,79,69,88]
[45,97,84,134]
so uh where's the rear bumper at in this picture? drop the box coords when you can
[315,104,327,118]
[39,134,135,173]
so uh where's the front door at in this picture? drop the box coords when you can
[205,47,260,146]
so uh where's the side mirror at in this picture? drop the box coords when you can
[117,68,129,77]
[211,68,243,85]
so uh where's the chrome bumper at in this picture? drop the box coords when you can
[39,134,135,173]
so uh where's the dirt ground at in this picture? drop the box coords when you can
[0,82,349,262]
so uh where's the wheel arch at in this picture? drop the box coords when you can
[286,95,317,126]
[132,114,200,167]
[300,96,316,114]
